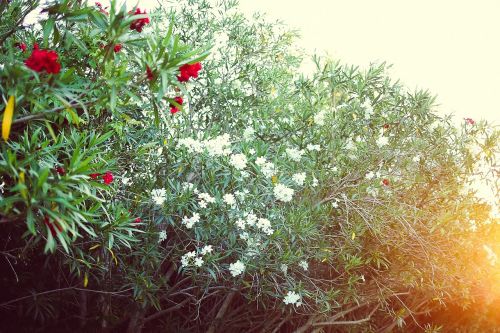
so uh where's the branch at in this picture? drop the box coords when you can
[143,298,191,324]
[207,291,236,333]
[312,304,380,327]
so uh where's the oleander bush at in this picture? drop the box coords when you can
[1,0,499,332]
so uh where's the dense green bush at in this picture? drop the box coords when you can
[1,0,499,332]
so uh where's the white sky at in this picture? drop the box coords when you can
[122,0,500,124]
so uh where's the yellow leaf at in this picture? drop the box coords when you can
[83,272,89,288]
[163,139,167,145]
[2,95,15,141]
[271,175,278,184]
[108,248,118,265]
[351,232,356,240]
[89,244,101,250]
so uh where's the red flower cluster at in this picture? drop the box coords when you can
[134,217,142,223]
[381,178,390,186]
[114,44,122,53]
[464,118,475,125]
[44,216,63,237]
[170,96,183,114]
[130,8,150,32]
[146,65,154,81]
[25,44,61,74]
[177,62,202,82]
[15,42,27,52]
[89,171,114,185]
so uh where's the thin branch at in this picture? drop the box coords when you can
[313,304,380,327]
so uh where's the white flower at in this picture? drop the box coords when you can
[151,188,167,205]
[246,213,257,226]
[236,219,246,230]
[345,139,356,151]
[205,134,232,156]
[283,291,302,306]
[229,260,245,277]
[243,127,255,140]
[182,212,201,229]
[412,155,421,163]
[286,148,304,162]
[274,183,294,202]
[249,148,256,155]
[158,230,167,243]
[306,144,321,152]
[230,153,248,170]
[223,193,236,206]
[182,182,196,191]
[122,177,131,186]
[299,260,309,271]
[312,177,318,187]
[261,162,276,177]
[255,156,267,166]
[201,245,213,255]
[362,99,374,119]
[314,110,328,126]
[256,218,274,235]
[194,257,204,267]
[376,136,389,147]
[181,251,196,267]
[366,186,379,197]
[280,264,288,275]
[292,172,306,186]
[365,171,375,180]
[235,190,248,200]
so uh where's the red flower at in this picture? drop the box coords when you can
[89,173,100,179]
[95,2,108,15]
[464,118,475,125]
[134,217,142,223]
[113,44,122,53]
[383,123,390,129]
[55,166,66,176]
[102,172,114,185]
[177,62,202,82]
[130,8,150,32]
[382,178,390,186]
[169,96,183,114]
[15,42,27,52]
[146,65,154,81]
[25,44,61,74]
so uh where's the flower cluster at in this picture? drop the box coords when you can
[197,192,216,208]
[283,291,302,306]
[25,44,61,74]
[178,134,232,157]
[151,188,167,205]
[177,62,202,82]
[286,148,304,162]
[229,260,245,277]
[273,183,294,202]
[235,213,274,235]
[229,153,247,170]
[130,8,150,32]
[292,172,306,186]
[89,171,114,185]
[182,212,201,229]
[255,157,276,178]
[181,245,214,268]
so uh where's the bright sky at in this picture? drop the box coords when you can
[112,0,500,124]
[237,0,500,124]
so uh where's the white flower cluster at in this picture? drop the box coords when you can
[229,260,245,277]
[286,148,305,162]
[223,193,236,206]
[230,153,248,170]
[292,172,306,186]
[306,144,321,152]
[235,213,274,235]
[178,134,232,156]
[151,188,167,205]
[299,260,308,271]
[314,109,328,126]
[362,99,374,119]
[158,230,167,243]
[182,212,201,229]
[182,182,196,192]
[243,127,255,140]
[376,135,389,147]
[274,183,294,202]
[181,245,214,268]
[255,156,276,177]
[197,192,216,208]
[283,291,302,306]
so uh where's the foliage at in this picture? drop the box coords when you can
[0,0,499,332]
